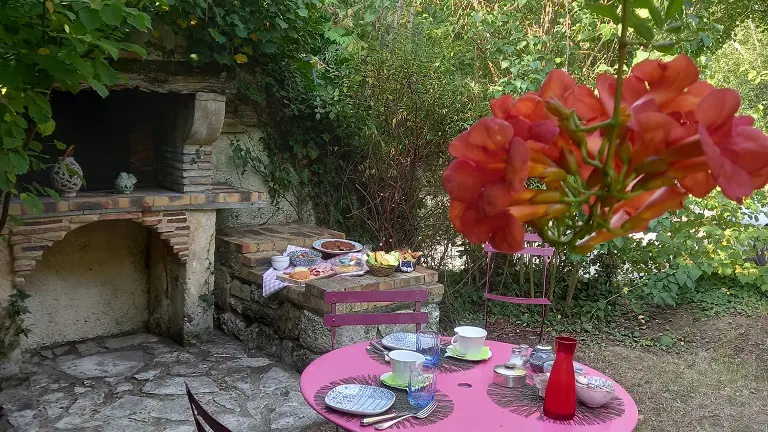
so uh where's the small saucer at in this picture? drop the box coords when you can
[445,345,493,361]
[380,372,408,389]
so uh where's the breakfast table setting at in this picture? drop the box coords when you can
[299,327,639,431]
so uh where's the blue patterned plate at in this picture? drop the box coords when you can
[381,332,438,351]
[324,384,395,415]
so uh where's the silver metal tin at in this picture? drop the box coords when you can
[493,365,527,388]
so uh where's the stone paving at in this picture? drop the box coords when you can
[0,331,326,431]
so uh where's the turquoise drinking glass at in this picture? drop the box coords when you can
[417,330,441,367]
[408,364,437,409]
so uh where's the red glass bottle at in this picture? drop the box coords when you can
[543,336,578,420]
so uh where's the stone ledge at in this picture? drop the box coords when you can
[216,224,345,255]
[9,185,268,218]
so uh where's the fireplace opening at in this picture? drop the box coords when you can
[25,89,193,191]
[20,219,188,349]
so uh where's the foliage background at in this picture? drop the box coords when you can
[2,0,766,340]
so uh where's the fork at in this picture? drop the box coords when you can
[374,401,437,430]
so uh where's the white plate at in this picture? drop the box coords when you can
[324,384,395,415]
[312,239,364,254]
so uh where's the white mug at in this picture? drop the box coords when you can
[389,350,425,384]
[450,326,487,356]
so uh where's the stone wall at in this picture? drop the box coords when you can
[212,97,310,227]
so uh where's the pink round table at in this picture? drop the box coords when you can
[300,340,638,431]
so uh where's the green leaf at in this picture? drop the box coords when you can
[88,79,109,97]
[78,7,101,29]
[19,193,42,214]
[664,21,683,33]
[93,60,118,85]
[96,40,120,59]
[208,28,226,43]
[235,26,248,37]
[664,0,684,20]
[126,10,151,30]
[37,120,56,136]
[652,40,676,54]
[43,187,60,200]
[2,137,21,149]
[120,42,147,58]
[55,141,67,150]
[99,3,123,26]
[658,334,675,347]
[584,3,620,24]
[298,8,308,17]
[275,18,288,29]
[9,150,30,174]
[629,12,655,42]
[29,141,43,152]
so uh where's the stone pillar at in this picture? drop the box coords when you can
[160,92,225,193]
[182,210,216,344]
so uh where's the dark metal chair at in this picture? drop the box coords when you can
[186,383,232,432]
[324,288,429,350]
[483,233,555,344]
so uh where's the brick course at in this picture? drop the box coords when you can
[8,210,193,288]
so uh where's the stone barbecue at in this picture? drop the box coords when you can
[0,61,267,356]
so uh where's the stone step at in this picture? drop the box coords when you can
[216,224,345,254]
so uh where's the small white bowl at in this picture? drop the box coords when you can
[576,375,615,407]
[271,255,290,271]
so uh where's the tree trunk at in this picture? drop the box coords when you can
[565,266,579,314]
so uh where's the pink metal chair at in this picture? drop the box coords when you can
[324,288,429,350]
[483,233,554,344]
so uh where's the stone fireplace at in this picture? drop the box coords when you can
[0,62,267,353]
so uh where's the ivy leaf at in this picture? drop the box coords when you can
[208,28,226,43]
[275,18,288,29]
[99,4,123,26]
[664,0,684,20]
[88,79,109,97]
[78,7,101,30]
[234,26,248,38]
[584,3,620,24]
[233,53,248,64]
[298,7,308,17]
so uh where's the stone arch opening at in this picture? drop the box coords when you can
[22,220,152,349]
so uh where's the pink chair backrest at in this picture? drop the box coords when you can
[323,289,429,349]
[484,233,555,257]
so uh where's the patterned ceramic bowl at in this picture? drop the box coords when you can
[287,249,322,267]
[576,375,615,407]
